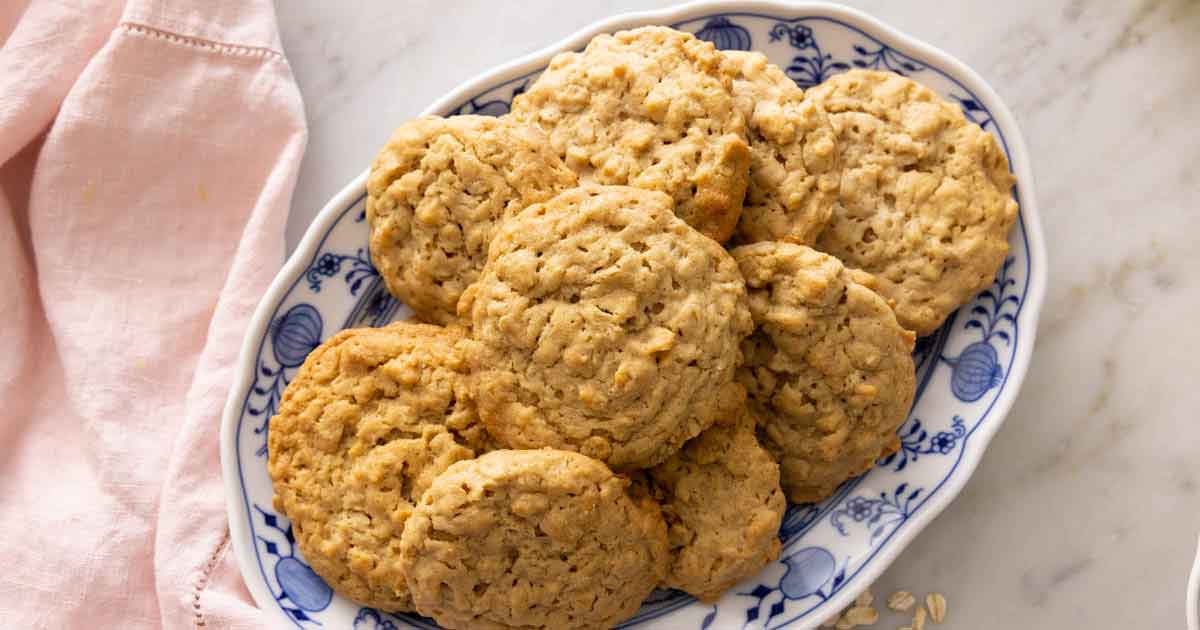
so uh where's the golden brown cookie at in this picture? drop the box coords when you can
[510,26,751,242]
[723,50,839,246]
[731,242,916,503]
[805,69,1018,335]
[458,185,753,470]
[399,449,669,630]
[266,322,488,611]
[367,115,576,324]
[646,385,785,601]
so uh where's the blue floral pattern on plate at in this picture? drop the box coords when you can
[942,257,1019,402]
[224,7,1040,628]
[247,303,324,456]
[253,504,333,625]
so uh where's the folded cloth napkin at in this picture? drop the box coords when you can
[0,0,306,627]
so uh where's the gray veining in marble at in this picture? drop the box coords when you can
[275,1,1200,627]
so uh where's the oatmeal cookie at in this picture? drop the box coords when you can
[723,50,840,245]
[399,449,669,630]
[805,69,1018,335]
[267,322,487,611]
[510,26,750,242]
[646,384,785,601]
[731,242,916,503]
[367,115,576,324]
[458,185,753,470]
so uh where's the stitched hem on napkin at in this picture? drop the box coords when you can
[118,22,283,60]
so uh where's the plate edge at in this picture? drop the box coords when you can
[217,2,1049,627]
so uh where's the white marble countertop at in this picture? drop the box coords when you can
[275,1,1200,627]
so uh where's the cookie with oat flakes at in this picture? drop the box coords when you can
[804,69,1018,336]
[731,241,915,503]
[458,185,752,470]
[267,322,488,611]
[510,26,751,242]
[367,115,575,325]
[723,50,840,246]
[645,383,785,601]
[399,449,669,630]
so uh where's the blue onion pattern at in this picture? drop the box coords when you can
[254,505,331,625]
[942,257,1018,402]
[271,304,323,368]
[779,547,836,599]
[247,303,325,457]
[275,557,333,612]
[734,547,846,628]
[946,341,1003,402]
[695,17,752,50]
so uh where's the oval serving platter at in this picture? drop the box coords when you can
[220,2,1047,628]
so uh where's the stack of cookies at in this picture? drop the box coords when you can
[267,25,1017,629]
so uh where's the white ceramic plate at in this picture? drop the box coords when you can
[220,2,1047,628]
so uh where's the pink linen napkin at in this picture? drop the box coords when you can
[0,1,306,627]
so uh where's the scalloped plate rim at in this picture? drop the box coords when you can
[219,2,1047,627]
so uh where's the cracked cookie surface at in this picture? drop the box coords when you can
[267,322,487,611]
[806,69,1018,335]
[731,242,916,503]
[399,449,669,630]
[646,384,785,601]
[459,185,752,470]
[511,26,750,242]
[724,50,840,246]
[367,115,575,324]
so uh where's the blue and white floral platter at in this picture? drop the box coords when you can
[220,2,1047,628]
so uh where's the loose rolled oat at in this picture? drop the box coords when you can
[844,605,879,626]
[911,605,927,630]
[887,590,916,612]
[926,592,947,623]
